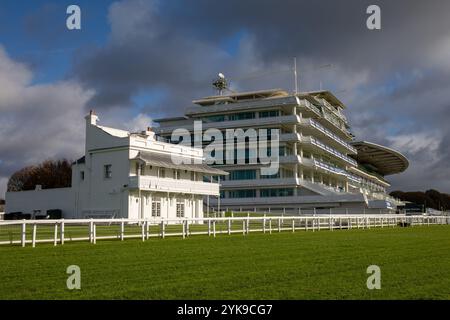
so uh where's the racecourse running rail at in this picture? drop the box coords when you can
[0,214,448,247]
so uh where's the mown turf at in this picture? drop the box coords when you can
[0,225,449,300]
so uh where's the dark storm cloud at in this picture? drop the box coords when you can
[1,0,449,196]
[71,0,450,192]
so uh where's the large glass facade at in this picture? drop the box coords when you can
[259,110,280,118]
[260,188,294,197]
[229,169,257,180]
[228,112,255,121]
[229,189,257,198]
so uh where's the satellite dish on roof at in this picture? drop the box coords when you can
[213,72,228,95]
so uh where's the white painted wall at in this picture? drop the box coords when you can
[5,112,217,220]
[5,188,75,218]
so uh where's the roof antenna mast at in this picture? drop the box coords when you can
[294,57,298,94]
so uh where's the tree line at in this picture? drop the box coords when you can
[390,189,450,211]
[7,159,72,192]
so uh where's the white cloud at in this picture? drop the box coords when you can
[387,133,440,156]
[0,46,94,198]
[125,113,153,132]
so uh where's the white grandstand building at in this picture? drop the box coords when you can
[155,88,409,213]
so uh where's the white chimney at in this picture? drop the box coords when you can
[145,126,156,141]
[85,110,99,126]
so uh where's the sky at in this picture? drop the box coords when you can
[0,0,450,197]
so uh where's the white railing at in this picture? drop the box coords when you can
[129,176,220,196]
[313,159,363,184]
[308,137,358,166]
[0,215,448,247]
[313,159,347,177]
[307,119,357,153]
[321,100,348,123]
[347,173,362,184]
[303,100,322,116]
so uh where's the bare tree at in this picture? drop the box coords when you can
[7,159,72,192]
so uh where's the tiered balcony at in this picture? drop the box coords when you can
[311,159,362,185]
[220,177,298,188]
[299,118,357,154]
[299,99,351,137]
[321,99,348,123]
[312,159,347,177]
[157,115,300,134]
[128,175,220,196]
[306,136,358,166]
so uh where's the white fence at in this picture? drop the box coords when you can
[0,215,448,248]
[209,207,399,216]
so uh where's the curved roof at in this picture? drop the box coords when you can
[351,141,409,176]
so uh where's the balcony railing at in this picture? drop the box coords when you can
[303,100,323,116]
[346,173,362,184]
[313,159,347,177]
[321,99,348,123]
[306,119,357,154]
[129,176,220,196]
[313,159,362,184]
[302,100,351,136]
[308,137,358,166]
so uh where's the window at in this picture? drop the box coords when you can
[152,201,161,217]
[173,169,180,179]
[259,110,280,118]
[229,112,255,121]
[176,202,185,217]
[204,115,225,122]
[160,168,165,178]
[229,189,256,198]
[191,171,196,181]
[80,171,85,181]
[260,188,294,197]
[104,164,112,179]
[260,171,280,179]
[229,170,256,180]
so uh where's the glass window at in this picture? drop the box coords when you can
[176,202,185,217]
[204,115,225,122]
[229,170,256,180]
[229,189,256,198]
[229,112,255,121]
[259,110,280,118]
[160,168,165,178]
[260,188,294,197]
[260,171,280,179]
[152,201,161,217]
[104,164,112,179]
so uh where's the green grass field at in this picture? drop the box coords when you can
[0,225,449,299]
